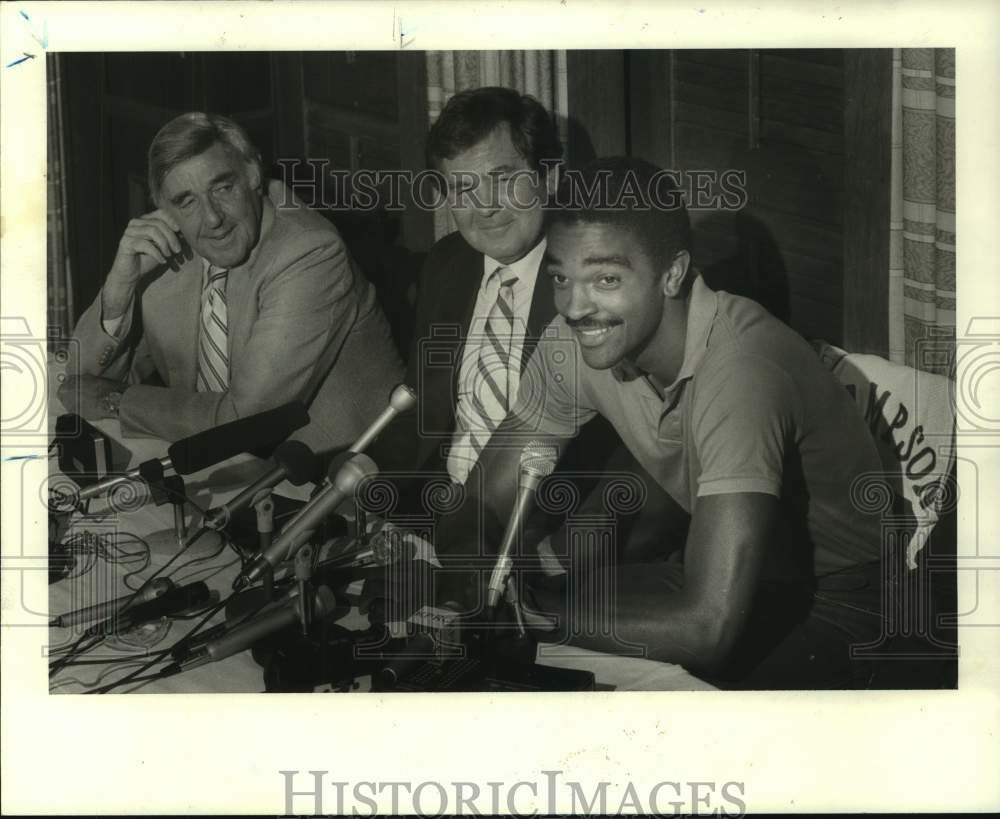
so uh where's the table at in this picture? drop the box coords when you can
[47,366,716,693]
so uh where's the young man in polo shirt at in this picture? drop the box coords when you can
[470,157,886,688]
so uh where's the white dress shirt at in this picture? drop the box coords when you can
[447,237,546,484]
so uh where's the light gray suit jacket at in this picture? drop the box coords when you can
[70,181,404,456]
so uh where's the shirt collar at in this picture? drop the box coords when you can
[671,273,718,385]
[611,273,719,400]
[481,236,546,294]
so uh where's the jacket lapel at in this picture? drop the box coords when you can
[442,242,484,395]
[225,195,274,364]
[174,257,204,390]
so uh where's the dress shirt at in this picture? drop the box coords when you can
[447,237,546,484]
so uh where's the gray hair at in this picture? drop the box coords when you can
[147,112,262,205]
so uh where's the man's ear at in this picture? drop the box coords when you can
[661,250,691,299]
[246,159,263,193]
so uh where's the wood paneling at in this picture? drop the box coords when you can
[566,50,627,165]
[843,50,892,356]
[271,54,306,160]
[62,54,105,317]
[628,50,674,170]
[627,49,849,342]
[298,52,430,354]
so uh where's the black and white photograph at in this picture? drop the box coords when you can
[2,1,997,815]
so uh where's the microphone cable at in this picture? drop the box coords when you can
[50,661,151,694]
[86,594,232,694]
[49,525,223,676]
[48,591,229,680]
[48,631,106,677]
[86,571,287,694]
[50,454,272,678]
[52,530,151,586]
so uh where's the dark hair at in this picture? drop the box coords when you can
[147,112,262,205]
[551,156,692,273]
[426,86,562,175]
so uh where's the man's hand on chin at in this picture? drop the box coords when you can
[58,374,126,421]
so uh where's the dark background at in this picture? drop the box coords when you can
[59,50,891,357]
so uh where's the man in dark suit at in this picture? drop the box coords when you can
[372,87,679,574]
[61,112,403,455]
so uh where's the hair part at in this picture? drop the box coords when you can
[148,112,262,205]
[426,86,563,175]
[551,156,692,286]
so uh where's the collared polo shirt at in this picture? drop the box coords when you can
[510,275,883,576]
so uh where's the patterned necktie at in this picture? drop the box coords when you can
[449,269,520,482]
[195,265,229,392]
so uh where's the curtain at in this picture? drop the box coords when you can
[46,53,73,349]
[425,51,568,240]
[888,48,955,375]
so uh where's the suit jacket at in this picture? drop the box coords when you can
[373,230,557,479]
[70,180,404,456]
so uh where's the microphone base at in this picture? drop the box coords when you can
[258,624,382,693]
[370,627,596,692]
[144,526,224,560]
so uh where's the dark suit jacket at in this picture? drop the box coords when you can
[373,231,556,478]
[70,180,404,455]
[421,231,556,471]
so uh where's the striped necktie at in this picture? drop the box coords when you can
[449,268,520,482]
[195,264,229,392]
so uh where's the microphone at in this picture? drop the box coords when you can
[67,401,310,504]
[49,578,174,628]
[178,585,336,669]
[348,384,417,454]
[85,581,212,637]
[71,456,169,503]
[486,441,558,609]
[322,522,418,569]
[235,453,379,588]
[166,401,310,474]
[203,440,317,530]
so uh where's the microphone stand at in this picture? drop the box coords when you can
[144,475,223,558]
[253,492,275,555]
[294,543,315,636]
[503,577,528,639]
[254,492,276,601]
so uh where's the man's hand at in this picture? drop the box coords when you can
[102,209,186,321]
[57,374,127,421]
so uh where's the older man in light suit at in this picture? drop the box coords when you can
[61,112,403,455]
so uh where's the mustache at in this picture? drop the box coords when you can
[565,318,624,330]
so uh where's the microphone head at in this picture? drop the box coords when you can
[327,452,380,494]
[389,384,417,414]
[520,440,558,480]
[168,401,310,474]
[273,440,319,486]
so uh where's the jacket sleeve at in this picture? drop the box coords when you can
[118,230,366,441]
[68,292,140,382]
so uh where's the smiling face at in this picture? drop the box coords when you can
[438,123,550,265]
[158,141,264,269]
[545,220,679,372]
